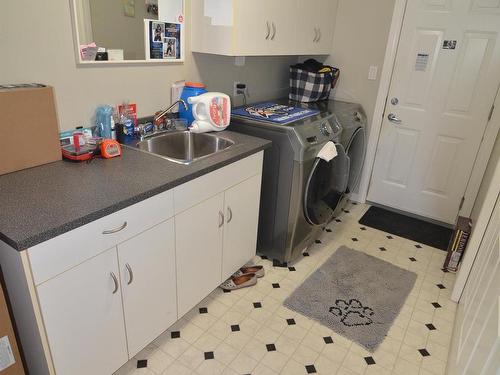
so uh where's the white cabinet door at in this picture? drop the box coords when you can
[222,175,262,280]
[267,0,298,55]
[233,0,272,55]
[315,0,338,53]
[118,219,177,357]
[37,248,128,375]
[298,0,338,55]
[175,193,224,317]
[234,0,297,55]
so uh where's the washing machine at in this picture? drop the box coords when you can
[231,99,366,263]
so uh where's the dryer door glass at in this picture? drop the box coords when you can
[304,144,349,225]
[346,127,366,194]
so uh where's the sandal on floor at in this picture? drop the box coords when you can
[232,265,265,278]
[220,273,258,291]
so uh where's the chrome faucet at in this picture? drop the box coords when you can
[154,99,188,124]
[137,99,189,141]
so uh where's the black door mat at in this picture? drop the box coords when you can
[359,206,453,251]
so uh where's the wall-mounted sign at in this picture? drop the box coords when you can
[443,40,457,49]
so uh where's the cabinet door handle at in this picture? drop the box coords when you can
[265,21,270,40]
[219,211,224,228]
[271,22,276,40]
[125,263,134,285]
[227,207,233,223]
[317,28,322,42]
[110,272,119,294]
[102,221,127,235]
[313,28,318,42]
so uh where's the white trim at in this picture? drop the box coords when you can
[451,93,500,302]
[356,0,408,203]
[459,85,500,217]
[69,0,185,66]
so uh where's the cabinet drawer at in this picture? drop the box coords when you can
[174,152,263,214]
[29,189,174,285]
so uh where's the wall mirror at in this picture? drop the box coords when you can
[71,0,185,65]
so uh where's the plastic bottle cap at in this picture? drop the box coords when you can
[185,82,205,88]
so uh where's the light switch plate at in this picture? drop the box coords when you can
[368,66,378,81]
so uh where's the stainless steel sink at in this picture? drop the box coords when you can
[136,131,234,165]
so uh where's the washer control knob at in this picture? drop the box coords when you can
[320,122,332,137]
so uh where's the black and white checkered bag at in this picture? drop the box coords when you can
[289,66,339,103]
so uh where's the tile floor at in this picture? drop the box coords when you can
[114,202,457,375]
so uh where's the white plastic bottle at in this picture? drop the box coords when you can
[188,92,231,133]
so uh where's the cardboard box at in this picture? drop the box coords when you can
[0,273,25,375]
[0,85,62,176]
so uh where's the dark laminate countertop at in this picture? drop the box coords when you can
[0,131,270,251]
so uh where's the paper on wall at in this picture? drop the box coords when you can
[0,336,15,371]
[204,0,233,26]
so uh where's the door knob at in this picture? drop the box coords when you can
[388,113,402,124]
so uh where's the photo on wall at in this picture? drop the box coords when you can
[145,20,181,60]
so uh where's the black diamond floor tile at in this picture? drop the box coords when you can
[415,244,423,248]
[351,238,359,242]
[436,284,446,289]
[364,356,376,365]
[432,302,442,308]
[266,344,276,352]
[272,283,280,288]
[315,240,322,244]
[418,349,431,357]
[199,307,208,314]
[286,318,296,325]
[326,228,332,232]
[253,302,262,308]
[426,323,437,331]
[323,336,333,344]
[360,227,367,231]
[171,331,180,339]
[379,247,387,251]
[137,359,148,368]
[303,252,310,257]
[409,257,417,262]
[204,351,214,360]
[305,364,317,373]
[288,266,296,272]
[231,324,240,332]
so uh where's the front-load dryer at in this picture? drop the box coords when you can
[231,99,366,263]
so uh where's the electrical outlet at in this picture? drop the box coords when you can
[368,66,378,81]
[233,81,247,97]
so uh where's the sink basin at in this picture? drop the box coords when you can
[136,131,234,164]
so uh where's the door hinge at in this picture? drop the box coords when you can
[459,196,465,211]
[488,104,495,122]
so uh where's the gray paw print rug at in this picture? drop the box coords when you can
[284,246,417,352]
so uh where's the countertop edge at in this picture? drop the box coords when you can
[3,142,270,252]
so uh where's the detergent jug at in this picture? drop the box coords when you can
[188,93,231,133]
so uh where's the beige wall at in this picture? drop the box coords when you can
[325,0,395,130]
[0,0,295,131]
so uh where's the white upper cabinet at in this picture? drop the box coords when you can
[298,0,338,54]
[191,0,338,56]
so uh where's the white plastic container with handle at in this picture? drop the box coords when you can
[188,92,231,133]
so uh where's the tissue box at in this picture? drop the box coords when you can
[0,84,61,176]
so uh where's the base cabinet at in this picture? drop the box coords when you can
[37,248,128,375]
[222,174,262,280]
[10,152,263,375]
[118,219,177,357]
[175,193,224,317]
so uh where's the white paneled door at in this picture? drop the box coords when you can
[368,0,500,224]
[447,194,500,374]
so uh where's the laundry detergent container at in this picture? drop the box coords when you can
[179,82,207,125]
